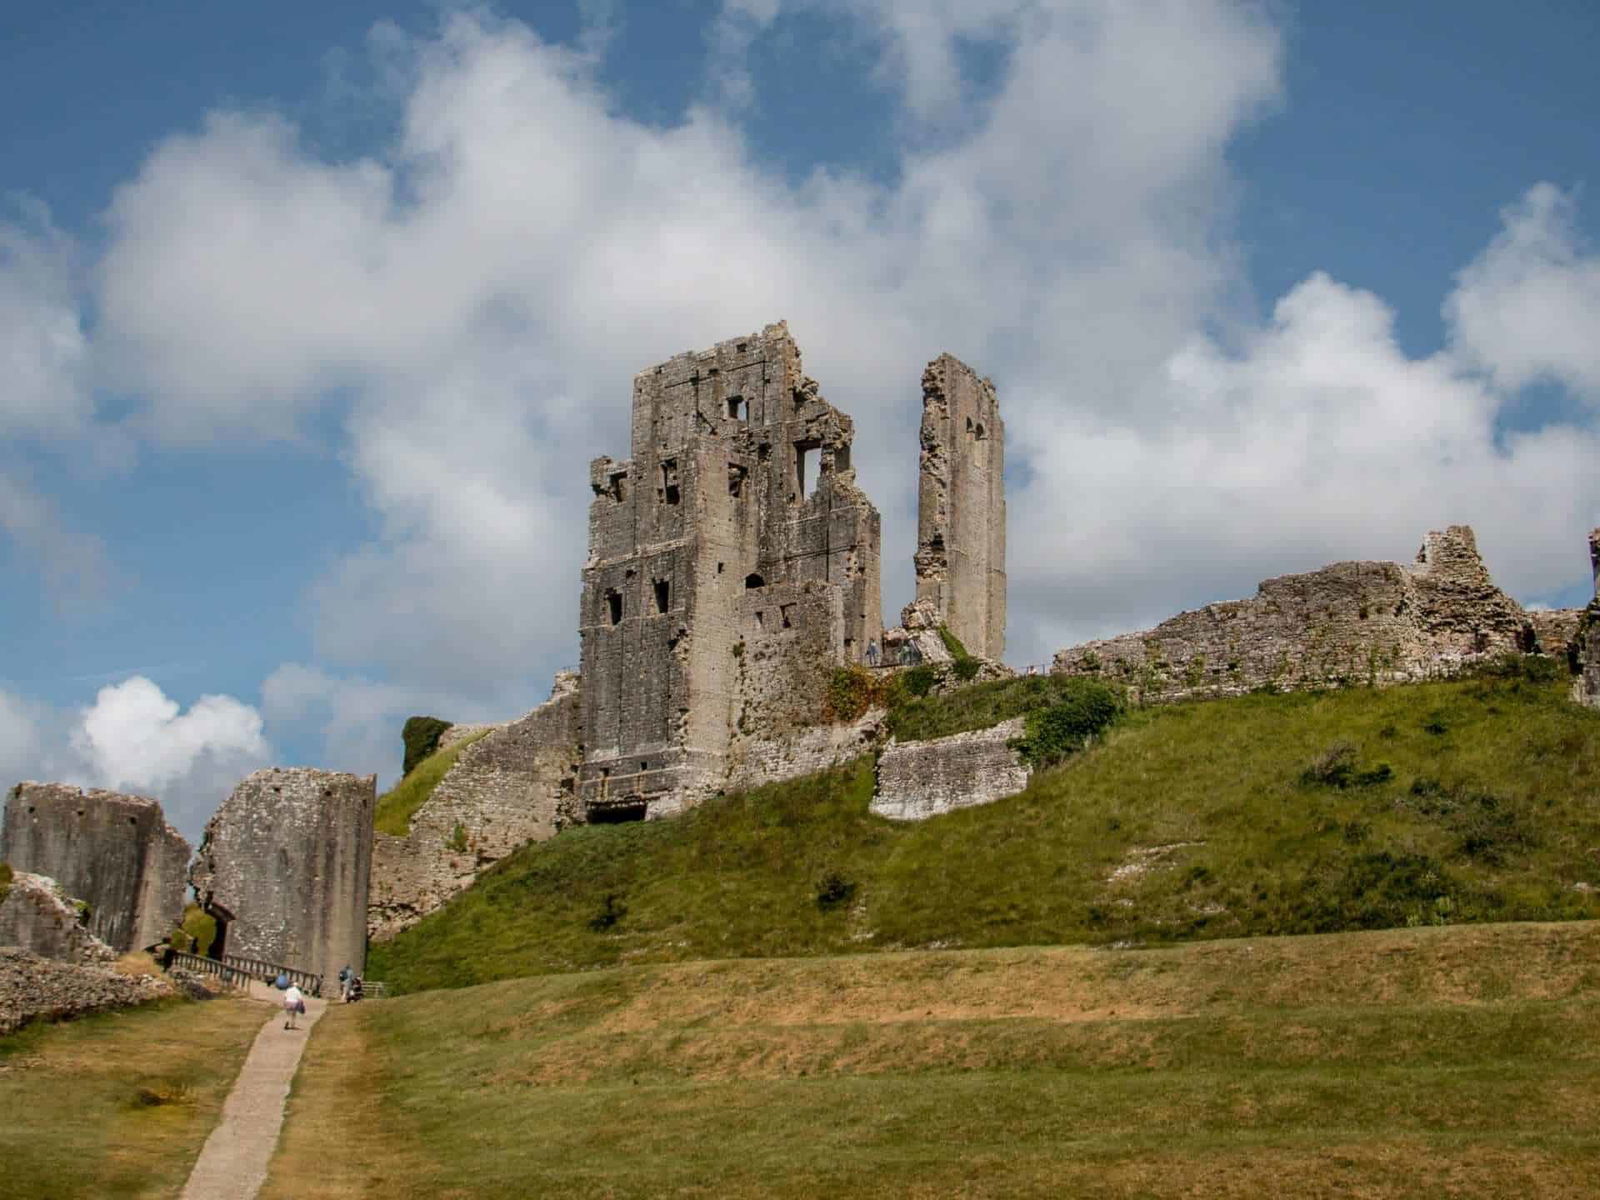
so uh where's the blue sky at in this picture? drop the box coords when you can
[3,1,1598,838]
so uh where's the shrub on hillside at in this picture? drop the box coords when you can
[1300,744,1393,789]
[402,716,454,777]
[814,870,857,911]
[823,666,904,723]
[0,860,11,905]
[1009,680,1122,768]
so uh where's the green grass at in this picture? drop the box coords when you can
[370,672,1600,995]
[372,730,490,837]
[884,671,1119,741]
[0,993,267,1199]
[276,922,1600,1198]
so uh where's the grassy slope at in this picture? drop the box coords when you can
[372,730,490,837]
[273,922,1600,1199]
[370,673,1600,994]
[0,994,266,1200]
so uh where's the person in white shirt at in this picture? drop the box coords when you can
[282,983,305,1030]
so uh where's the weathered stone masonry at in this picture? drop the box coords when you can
[578,322,883,820]
[1,783,190,953]
[369,675,582,941]
[912,354,1006,662]
[191,768,373,984]
[1573,528,1600,709]
[1053,526,1562,702]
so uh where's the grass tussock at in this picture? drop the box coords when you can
[281,923,1600,1199]
[0,995,266,1200]
[370,673,1600,995]
[372,729,490,837]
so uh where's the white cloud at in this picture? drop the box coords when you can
[68,676,271,837]
[1447,182,1600,398]
[0,203,88,437]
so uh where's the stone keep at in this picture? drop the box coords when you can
[0,783,190,953]
[578,322,882,819]
[911,354,1006,661]
[1573,528,1600,709]
[190,768,374,984]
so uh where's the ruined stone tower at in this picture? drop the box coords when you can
[0,783,190,953]
[191,767,374,984]
[911,354,1006,660]
[578,322,882,819]
[1573,528,1600,708]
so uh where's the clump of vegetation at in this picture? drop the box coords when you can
[823,666,903,722]
[937,626,982,681]
[402,716,455,777]
[446,824,469,853]
[587,893,627,931]
[1299,743,1394,788]
[813,870,857,911]
[1009,681,1123,768]
[375,730,492,837]
[171,903,217,957]
[0,860,12,906]
[1402,779,1534,866]
[901,664,940,698]
[887,672,1122,743]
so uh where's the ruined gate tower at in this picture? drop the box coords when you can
[912,354,1006,661]
[578,322,883,819]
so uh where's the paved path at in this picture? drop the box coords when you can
[180,983,327,1200]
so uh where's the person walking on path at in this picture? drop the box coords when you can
[281,983,305,1030]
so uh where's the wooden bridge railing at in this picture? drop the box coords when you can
[166,950,324,998]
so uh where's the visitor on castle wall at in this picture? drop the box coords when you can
[867,640,880,667]
[338,963,352,1002]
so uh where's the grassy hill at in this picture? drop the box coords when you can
[369,664,1600,995]
[272,921,1600,1198]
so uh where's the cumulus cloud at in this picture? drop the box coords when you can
[0,203,89,436]
[68,676,271,837]
[1447,182,1600,398]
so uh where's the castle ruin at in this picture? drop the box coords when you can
[191,767,374,985]
[1052,525,1563,702]
[0,783,190,953]
[912,355,1007,661]
[577,322,891,820]
[1573,529,1600,708]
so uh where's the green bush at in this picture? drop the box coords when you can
[402,716,455,777]
[177,904,217,958]
[1299,744,1393,788]
[0,860,11,906]
[902,664,941,697]
[814,870,857,911]
[1009,682,1123,768]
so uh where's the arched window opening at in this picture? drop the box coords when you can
[744,573,765,590]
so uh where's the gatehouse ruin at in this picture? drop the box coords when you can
[1,783,189,953]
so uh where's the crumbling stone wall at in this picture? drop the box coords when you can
[1053,526,1544,702]
[871,719,1030,821]
[369,676,583,941]
[911,354,1006,662]
[727,710,883,791]
[191,768,373,984]
[0,871,117,963]
[0,947,172,1035]
[1572,529,1600,709]
[578,322,882,819]
[0,783,190,952]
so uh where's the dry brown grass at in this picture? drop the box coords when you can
[272,921,1600,1198]
[0,993,267,1200]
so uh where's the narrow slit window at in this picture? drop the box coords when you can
[605,589,623,625]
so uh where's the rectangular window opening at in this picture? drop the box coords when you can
[794,441,819,499]
[588,800,647,824]
[605,589,623,625]
[654,578,670,613]
[780,604,794,629]
[727,394,746,421]
[660,459,681,505]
